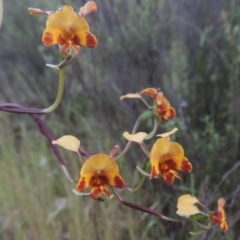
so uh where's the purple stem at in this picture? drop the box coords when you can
[30,114,75,182]
[111,187,162,218]
[0,103,44,114]
[30,114,92,182]
[0,103,97,181]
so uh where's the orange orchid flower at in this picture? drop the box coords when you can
[39,4,98,54]
[210,198,228,233]
[140,88,176,121]
[76,154,125,200]
[150,136,192,185]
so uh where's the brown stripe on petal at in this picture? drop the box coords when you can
[150,166,158,179]
[210,212,222,225]
[91,186,103,200]
[163,171,175,185]
[42,32,54,46]
[181,160,192,173]
[221,222,228,233]
[76,177,87,192]
[165,160,177,169]
[60,43,71,55]
[114,175,125,188]
[99,175,109,185]
[169,107,176,118]
[70,44,81,54]
[72,35,81,45]
[85,32,98,48]
[102,185,110,197]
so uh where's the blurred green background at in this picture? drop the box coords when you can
[0,0,240,239]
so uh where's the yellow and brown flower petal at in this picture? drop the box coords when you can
[150,137,170,161]
[140,88,176,121]
[155,92,176,121]
[210,198,228,233]
[162,169,181,185]
[42,5,97,54]
[102,172,125,188]
[76,154,125,199]
[140,88,158,97]
[90,185,110,200]
[76,173,92,192]
[150,137,192,184]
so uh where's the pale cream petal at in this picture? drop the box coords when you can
[156,127,178,138]
[123,131,147,143]
[176,194,201,218]
[120,93,141,100]
[52,135,80,153]
[177,194,199,206]
[176,204,201,218]
[28,7,51,16]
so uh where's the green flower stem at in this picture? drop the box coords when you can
[192,220,212,230]
[42,55,66,113]
[139,141,150,158]
[145,116,159,140]
[115,110,154,160]
[136,166,151,177]
[46,49,76,70]
[126,174,146,192]
[139,96,151,108]
[77,152,84,164]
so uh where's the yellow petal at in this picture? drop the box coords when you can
[150,137,170,161]
[123,131,147,143]
[81,154,120,175]
[120,93,142,100]
[166,143,192,173]
[103,172,125,188]
[177,194,199,206]
[74,31,98,48]
[176,204,201,218]
[52,135,80,153]
[76,173,92,192]
[176,194,201,218]
[46,6,89,37]
[42,28,63,46]
[168,142,184,156]
[156,127,178,138]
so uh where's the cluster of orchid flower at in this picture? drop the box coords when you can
[0,1,228,235]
